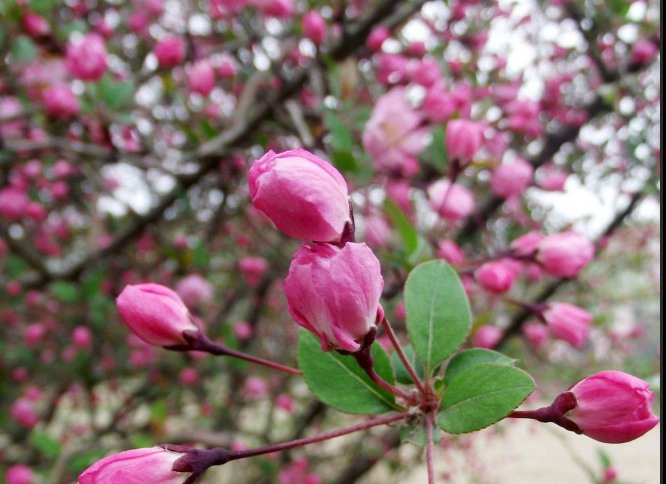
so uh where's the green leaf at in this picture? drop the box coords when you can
[97,75,136,110]
[437,363,535,434]
[425,124,447,171]
[405,260,471,374]
[391,344,426,385]
[325,110,354,153]
[11,35,37,62]
[332,149,358,173]
[383,198,423,260]
[298,331,398,414]
[49,281,80,303]
[67,448,108,473]
[443,348,515,388]
[29,431,61,459]
[29,0,57,15]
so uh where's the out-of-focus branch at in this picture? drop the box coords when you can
[494,190,646,347]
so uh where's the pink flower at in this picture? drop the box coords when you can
[78,447,190,484]
[0,187,29,221]
[116,283,199,347]
[22,13,50,38]
[490,158,534,198]
[428,179,475,221]
[285,242,384,352]
[175,274,213,309]
[238,256,269,288]
[472,325,502,348]
[564,371,659,443]
[66,33,108,81]
[248,149,350,242]
[537,165,569,191]
[510,232,544,257]
[186,60,216,96]
[254,0,294,18]
[363,215,391,249]
[542,302,592,348]
[366,26,390,51]
[302,11,327,45]
[5,465,34,484]
[445,119,484,163]
[421,85,457,123]
[42,84,80,118]
[474,260,516,294]
[154,36,185,68]
[630,39,658,66]
[436,240,465,266]
[536,231,595,278]
[522,322,548,349]
[362,87,428,174]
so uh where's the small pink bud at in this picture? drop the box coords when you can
[603,467,618,482]
[285,242,384,352]
[302,11,327,45]
[542,302,592,348]
[436,240,465,266]
[116,283,199,347]
[5,465,34,484]
[363,215,391,249]
[77,447,191,483]
[175,274,213,309]
[428,179,475,222]
[243,376,268,398]
[72,326,92,348]
[446,119,484,163]
[563,371,659,443]
[366,26,390,52]
[11,398,39,428]
[22,13,50,38]
[255,0,294,18]
[154,36,186,68]
[276,394,294,412]
[471,325,502,348]
[522,322,548,349]
[474,260,516,294]
[179,367,199,386]
[630,39,658,66]
[421,86,457,123]
[233,321,253,340]
[510,232,544,257]
[536,232,595,278]
[42,84,80,118]
[0,187,29,221]
[66,33,108,81]
[238,256,269,288]
[490,158,534,199]
[248,149,350,242]
[410,58,442,87]
[186,60,216,96]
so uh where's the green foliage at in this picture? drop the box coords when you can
[49,281,80,303]
[96,75,136,110]
[383,198,426,264]
[391,344,425,385]
[405,260,471,375]
[437,363,535,434]
[29,431,61,459]
[298,331,398,414]
[443,348,516,387]
[10,35,37,62]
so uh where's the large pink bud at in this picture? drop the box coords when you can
[285,243,384,352]
[427,179,475,221]
[42,84,80,118]
[445,119,484,163]
[78,447,190,484]
[154,36,186,68]
[563,371,659,443]
[65,33,108,81]
[302,11,327,45]
[474,260,517,294]
[116,283,198,347]
[536,231,595,278]
[186,60,216,96]
[542,302,592,348]
[248,149,350,242]
[490,158,534,198]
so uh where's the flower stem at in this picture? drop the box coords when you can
[182,331,301,375]
[425,415,437,484]
[230,412,409,460]
[353,346,418,405]
[381,317,428,396]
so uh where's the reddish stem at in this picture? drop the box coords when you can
[425,416,437,484]
[381,317,428,396]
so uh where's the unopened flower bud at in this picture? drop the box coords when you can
[248,149,350,242]
[474,260,517,294]
[285,242,384,352]
[536,232,594,278]
[66,33,108,81]
[490,158,534,199]
[541,302,592,348]
[445,119,484,163]
[116,283,199,347]
[302,11,327,45]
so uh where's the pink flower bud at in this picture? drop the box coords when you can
[445,119,484,163]
[542,302,592,348]
[42,84,80,118]
[66,33,108,81]
[472,325,502,348]
[421,85,457,123]
[179,367,199,385]
[490,158,534,198]
[116,283,199,347]
[564,371,659,443]
[22,13,50,38]
[363,215,391,249]
[366,26,390,52]
[248,149,350,242]
[238,256,269,288]
[5,465,34,484]
[255,0,294,18]
[72,326,92,348]
[474,260,516,294]
[537,165,568,191]
[630,39,658,66]
[302,11,327,45]
[186,60,216,96]
[536,232,595,278]
[285,242,384,352]
[522,322,548,349]
[11,398,39,428]
[243,376,268,398]
[154,36,186,68]
[428,179,475,222]
[410,58,442,87]
[276,393,294,412]
[175,274,213,309]
[510,232,544,257]
[78,447,190,484]
[436,239,465,266]
[0,187,29,221]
